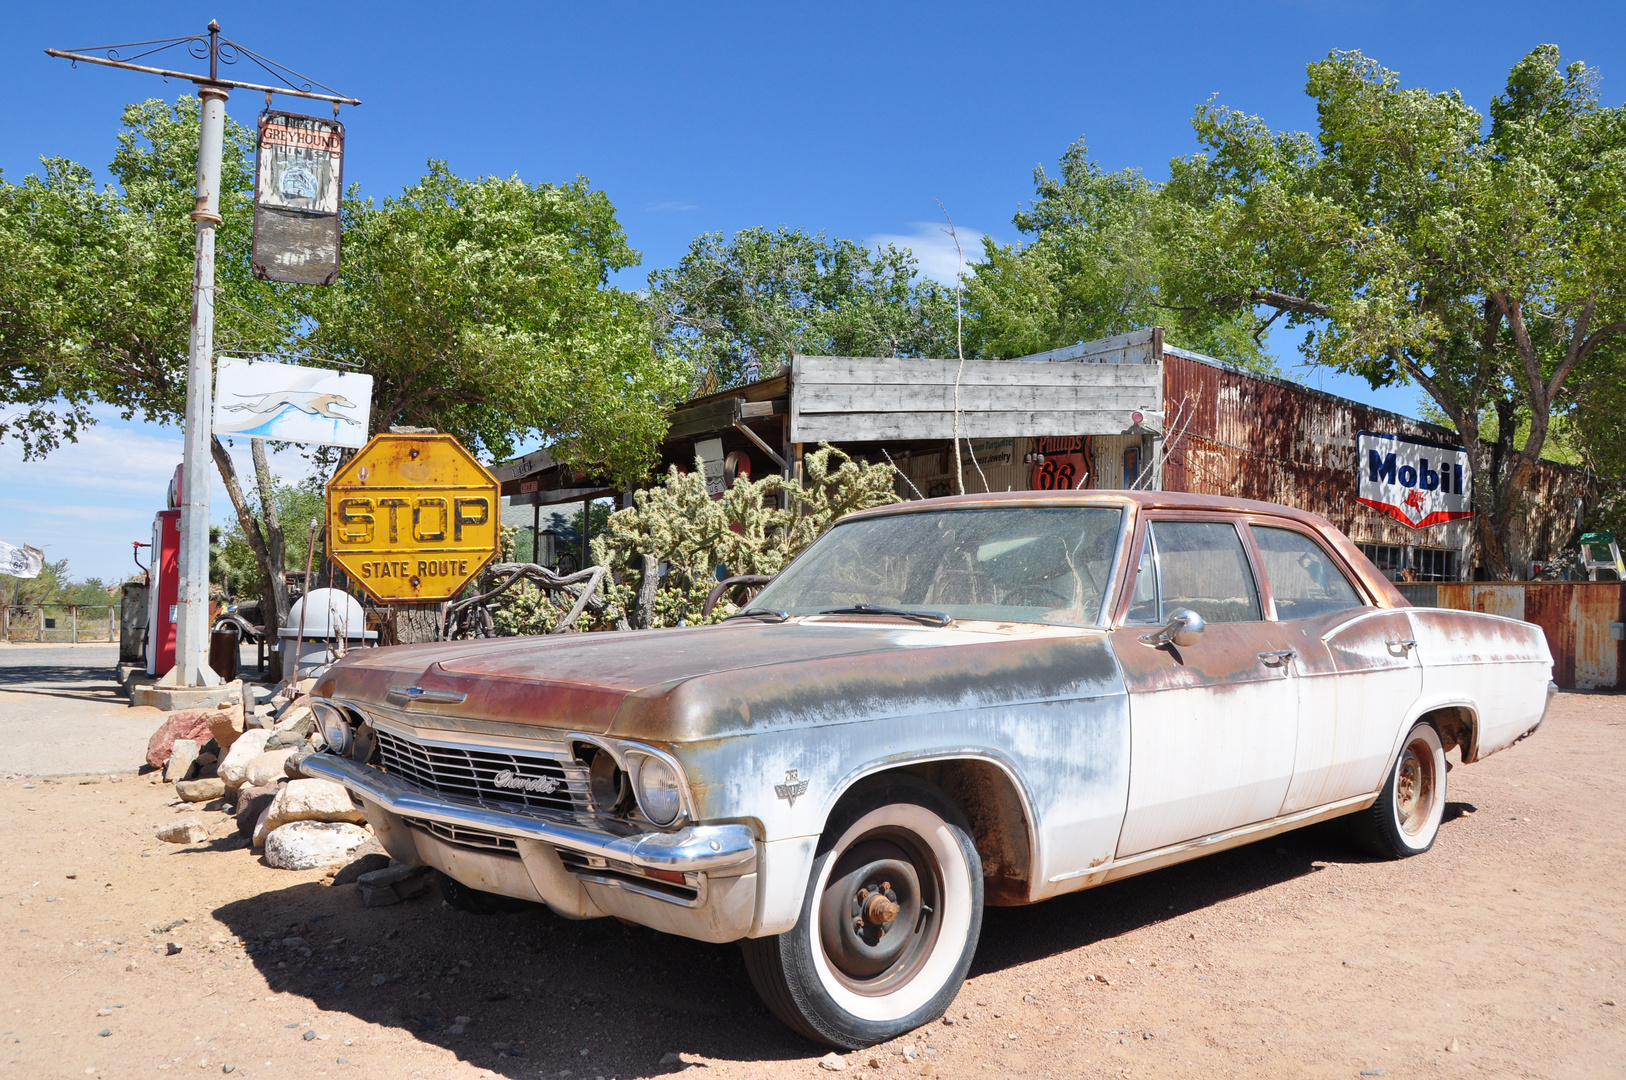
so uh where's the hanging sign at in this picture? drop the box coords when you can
[252,110,344,285]
[214,358,373,448]
[1357,431,1473,529]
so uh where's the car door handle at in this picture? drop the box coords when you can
[1386,638,1418,651]
[1258,649,1296,666]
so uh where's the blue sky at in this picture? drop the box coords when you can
[4,1,1623,581]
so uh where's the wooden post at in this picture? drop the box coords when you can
[634,554,658,629]
[109,606,116,643]
[2,605,8,643]
[38,606,45,642]
[71,606,78,644]
[388,602,442,645]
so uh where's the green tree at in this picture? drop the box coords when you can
[0,97,293,457]
[1158,46,1626,577]
[3,97,685,660]
[300,162,687,483]
[964,139,1269,367]
[214,476,326,601]
[648,226,961,392]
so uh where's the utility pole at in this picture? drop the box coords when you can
[47,23,358,698]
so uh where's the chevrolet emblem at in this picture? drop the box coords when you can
[774,768,809,807]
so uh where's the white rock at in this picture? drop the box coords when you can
[218,729,273,787]
[244,749,297,788]
[274,705,313,733]
[156,818,209,844]
[163,739,199,783]
[252,803,275,849]
[263,821,373,870]
[264,779,366,833]
[818,1051,847,1071]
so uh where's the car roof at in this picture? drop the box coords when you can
[845,489,1335,531]
[842,489,1408,610]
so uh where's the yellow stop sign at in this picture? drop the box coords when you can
[326,433,499,603]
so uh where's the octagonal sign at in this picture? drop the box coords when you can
[327,433,499,603]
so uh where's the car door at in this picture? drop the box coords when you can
[1251,522,1422,813]
[1111,516,1300,858]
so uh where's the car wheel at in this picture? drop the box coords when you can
[741,775,983,1049]
[433,869,535,914]
[1354,720,1446,859]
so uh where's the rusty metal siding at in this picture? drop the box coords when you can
[1427,582,1623,690]
[1161,351,1592,570]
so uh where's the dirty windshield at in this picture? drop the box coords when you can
[751,506,1125,627]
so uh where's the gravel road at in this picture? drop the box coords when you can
[1,692,1620,1079]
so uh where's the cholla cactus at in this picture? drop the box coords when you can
[591,443,900,627]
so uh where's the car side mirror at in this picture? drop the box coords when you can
[1138,607,1205,648]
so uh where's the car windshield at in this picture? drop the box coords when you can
[751,505,1125,627]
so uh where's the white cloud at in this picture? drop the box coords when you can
[866,221,993,286]
[1,414,318,582]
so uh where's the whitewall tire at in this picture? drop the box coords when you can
[1355,720,1447,859]
[742,775,983,1048]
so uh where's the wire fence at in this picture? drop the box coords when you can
[1,605,121,644]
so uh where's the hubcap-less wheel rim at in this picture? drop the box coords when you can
[817,830,942,997]
[1395,737,1437,836]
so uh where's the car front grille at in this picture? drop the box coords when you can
[403,816,520,855]
[373,728,589,814]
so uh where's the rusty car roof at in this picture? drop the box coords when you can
[841,489,1408,609]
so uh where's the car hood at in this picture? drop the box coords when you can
[317,618,1120,741]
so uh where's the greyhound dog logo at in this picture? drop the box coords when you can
[225,391,360,424]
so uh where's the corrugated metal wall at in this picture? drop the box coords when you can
[1160,351,1589,570]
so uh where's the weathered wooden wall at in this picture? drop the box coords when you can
[789,353,1161,444]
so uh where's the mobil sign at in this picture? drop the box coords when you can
[1357,431,1473,529]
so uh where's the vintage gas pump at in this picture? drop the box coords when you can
[145,465,184,676]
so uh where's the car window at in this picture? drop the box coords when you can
[1126,530,1160,622]
[1146,520,1262,623]
[1252,525,1365,620]
[750,506,1125,627]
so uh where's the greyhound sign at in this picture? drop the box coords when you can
[213,358,373,448]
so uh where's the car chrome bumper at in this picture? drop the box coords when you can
[301,752,756,875]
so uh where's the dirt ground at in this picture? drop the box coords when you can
[2,693,1622,1080]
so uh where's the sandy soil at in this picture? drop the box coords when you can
[2,693,1622,1080]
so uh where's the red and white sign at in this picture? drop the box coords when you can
[1357,431,1472,529]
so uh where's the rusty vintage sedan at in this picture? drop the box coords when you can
[305,491,1554,1047]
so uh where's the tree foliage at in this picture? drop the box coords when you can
[301,163,686,484]
[648,227,960,392]
[964,139,1270,367]
[0,98,291,457]
[1157,46,1626,576]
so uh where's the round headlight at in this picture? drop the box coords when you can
[312,701,352,756]
[588,750,629,813]
[634,755,683,826]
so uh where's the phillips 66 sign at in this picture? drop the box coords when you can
[1357,431,1473,529]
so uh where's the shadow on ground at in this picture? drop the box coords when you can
[0,661,126,703]
[209,813,1442,1077]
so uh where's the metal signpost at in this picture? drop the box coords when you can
[46,24,359,695]
[327,434,500,605]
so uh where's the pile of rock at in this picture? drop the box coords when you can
[148,681,422,898]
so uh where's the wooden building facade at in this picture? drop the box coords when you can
[496,329,1591,583]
